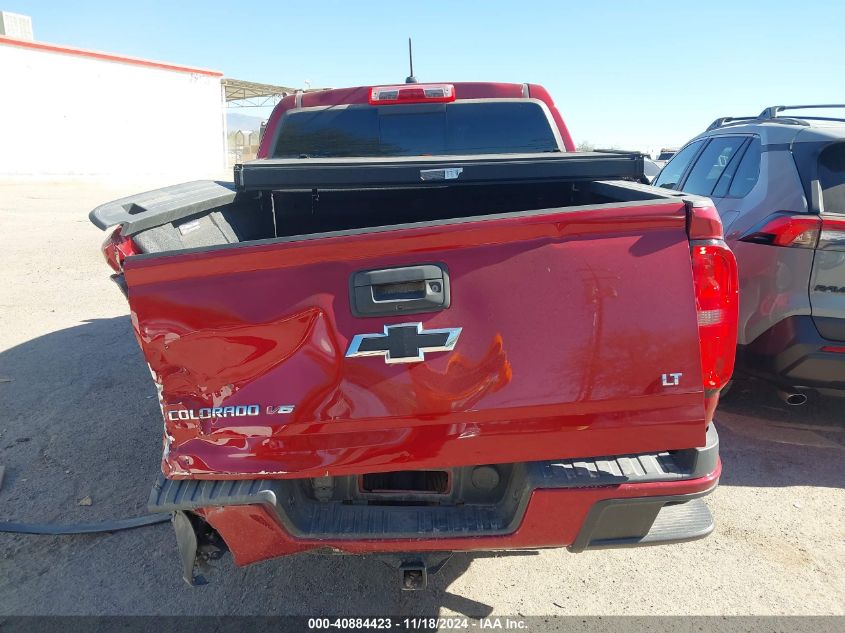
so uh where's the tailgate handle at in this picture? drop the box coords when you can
[350,264,450,317]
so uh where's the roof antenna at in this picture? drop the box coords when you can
[405,38,417,84]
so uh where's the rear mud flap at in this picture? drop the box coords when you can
[172,510,228,586]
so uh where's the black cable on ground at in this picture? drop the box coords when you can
[0,513,170,535]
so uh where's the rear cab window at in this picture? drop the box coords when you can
[271,101,560,158]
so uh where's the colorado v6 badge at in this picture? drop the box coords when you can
[345,322,462,364]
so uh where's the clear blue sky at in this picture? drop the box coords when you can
[8,0,845,151]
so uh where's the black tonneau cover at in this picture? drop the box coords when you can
[89,152,648,235]
[234,151,646,191]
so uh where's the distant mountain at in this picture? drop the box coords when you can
[227,112,264,132]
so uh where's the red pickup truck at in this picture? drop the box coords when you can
[91,82,737,588]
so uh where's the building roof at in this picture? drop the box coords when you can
[0,35,322,108]
[0,34,223,76]
[222,78,318,107]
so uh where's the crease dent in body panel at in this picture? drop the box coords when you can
[147,361,178,469]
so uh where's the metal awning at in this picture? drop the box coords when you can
[222,78,319,108]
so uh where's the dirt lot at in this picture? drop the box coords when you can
[0,180,843,617]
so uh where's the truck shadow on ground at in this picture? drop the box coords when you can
[0,316,841,615]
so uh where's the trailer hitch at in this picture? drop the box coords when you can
[400,561,428,590]
[379,553,452,591]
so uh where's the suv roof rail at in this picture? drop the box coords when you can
[706,105,845,132]
[705,116,756,132]
[758,104,845,124]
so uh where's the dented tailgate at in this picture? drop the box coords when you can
[122,201,705,479]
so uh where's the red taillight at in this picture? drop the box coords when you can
[691,241,739,390]
[740,214,821,248]
[101,226,139,273]
[821,346,845,354]
[368,83,456,105]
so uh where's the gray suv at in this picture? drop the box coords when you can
[654,105,845,403]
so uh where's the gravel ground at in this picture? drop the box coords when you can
[0,179,842,617]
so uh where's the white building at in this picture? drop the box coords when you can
[0,33,227,178]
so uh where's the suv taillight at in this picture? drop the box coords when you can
[691,241,739,390]
[739,213,845,250]
[739,213,821,248]
[101,226,139,273]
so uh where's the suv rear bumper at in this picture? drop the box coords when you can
[737,316,845,395]
[151,426,720,580]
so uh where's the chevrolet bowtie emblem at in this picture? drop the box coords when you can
[345,323,462,364]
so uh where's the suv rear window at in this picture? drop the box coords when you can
[727,137,762,198]
[681,136,745,196]
[819,142,845,213]
[271,101,559,158]
[654,140,705,190]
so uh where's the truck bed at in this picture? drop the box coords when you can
[90,152,690,258]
